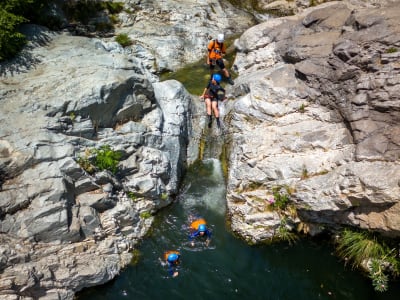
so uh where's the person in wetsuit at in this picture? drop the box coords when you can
[200,73,226,129]
[189,218,212,247]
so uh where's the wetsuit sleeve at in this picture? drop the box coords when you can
[206,230,212,238]
[189,231,199,240]
[167,262,175,276]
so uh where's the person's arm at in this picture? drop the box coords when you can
[206,41,213,65]
[200,87,207,99]
[205,230,212,247]
[221,43,226,57]
[189,231,199,246]
[168,263,179,277]
[200,82,211,99]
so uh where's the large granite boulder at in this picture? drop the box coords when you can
[0,23,191,298]
[225,1,400,243]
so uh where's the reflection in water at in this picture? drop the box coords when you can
[78,159,400,300]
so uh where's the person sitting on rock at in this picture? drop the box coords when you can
[207,33,234,85]
[189,218,212,247]
[200,73,226,129]
[161,250,181,277]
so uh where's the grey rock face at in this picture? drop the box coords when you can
[226,1,400,243]
[114,0,256,73]
[0,22,191,298]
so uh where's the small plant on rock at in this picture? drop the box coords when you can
[127,191,137,201]
[386,47,398,53]
[93,145,122,174]
[277,217,298,245]
[270,186,290,210]
[116,33,132,47]
[77,155,95,174]
[140,211,152,219]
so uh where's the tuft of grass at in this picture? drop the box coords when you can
[386,47,398,53]
[115,33,132,47]
[336,230,386,267]
[301,166,309,179]
[277,217,298,245]
[336,229,400,292]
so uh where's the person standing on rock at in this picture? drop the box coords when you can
[207,33,234,85]
[200,73,226,129]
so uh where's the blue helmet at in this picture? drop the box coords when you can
[167,253,179,263]
[212,74,222,83]
[198,224,207,232]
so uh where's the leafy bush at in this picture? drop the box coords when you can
[115,33,132,47]
[0,0,59,61]
[0,8,27,61]
[93,145,121,174]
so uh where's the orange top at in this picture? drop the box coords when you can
[190,218,207,231]
[208,40,226,60]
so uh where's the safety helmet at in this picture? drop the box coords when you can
[212,74,222,83]
[217,33,224,43]
[198,224,207,232]
[167,253,179,263]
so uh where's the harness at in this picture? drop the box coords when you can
[210,39,224,55]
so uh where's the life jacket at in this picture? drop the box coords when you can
[190,218,207,231]
[206,82,225,100]
[164,250,180,261]
[208,39,225,60]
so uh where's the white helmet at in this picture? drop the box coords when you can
[217,34,224,43]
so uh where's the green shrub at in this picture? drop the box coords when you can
[0,7,27,61]
[115,33,132,47]
[93,145,121,174]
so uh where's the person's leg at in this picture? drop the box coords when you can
[205,98,212,128]
[211,101,219,118]
[212,101,221,128]
[217,59,234,85]
[209,60,215,75]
